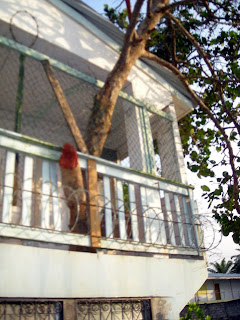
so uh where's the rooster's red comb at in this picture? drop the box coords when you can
[62,143,77,153]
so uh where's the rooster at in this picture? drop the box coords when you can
[59,143,87,233]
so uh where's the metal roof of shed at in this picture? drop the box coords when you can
[208,273,240,280]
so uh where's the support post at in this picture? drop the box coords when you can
[124,104,155,173]
[87,159,101,248]
[41,59,88,154]
[156,103,187,184]
[63,300,76,320]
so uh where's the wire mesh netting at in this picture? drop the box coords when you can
[0,43,204,253]
[0,43,181,180]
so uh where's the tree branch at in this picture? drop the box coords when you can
[125,0,132,23]
[124,0,145,44]
[166,11,240,138]
[154,0,197,13]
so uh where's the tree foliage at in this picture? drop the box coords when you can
[180,303,211,320]
[104,0,240,244]
[231,249,240,273]
[207,258,234,273]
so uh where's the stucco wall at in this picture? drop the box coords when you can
[0,243,207,318]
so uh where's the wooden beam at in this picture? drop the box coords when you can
[87,159,101,248]
[41,59,88,154]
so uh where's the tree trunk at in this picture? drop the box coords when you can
[86,0,169,157]
[86,44,145,156]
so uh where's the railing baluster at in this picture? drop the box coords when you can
[2,151,15,223]
[103,176,113,238]
[174,195,185,246]
[0,130,201,254]
[128,184,139,242]
[178,195,190,247]
[182,197,195,247]
[146,188,166,245]
[41,160,50,229]
[116,180,127,240]
[21,156,34,226]
[164,193,176,246]
[140,186,150,243]
[168,193,180,246]
[56,164,69,231]
[50,161,61,231]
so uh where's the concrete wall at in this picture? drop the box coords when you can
[0,243,207,319]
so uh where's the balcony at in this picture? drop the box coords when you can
[0,23,207,319]
[0,128,202,257]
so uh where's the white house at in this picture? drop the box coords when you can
[0,1,207,319]
[192,273,240,302]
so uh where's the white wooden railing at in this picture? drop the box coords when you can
[0,129,202,256]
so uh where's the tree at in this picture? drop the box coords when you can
[180,302,211,320]
[102,0,240,244]
[231,249,240,273]
[207,258,234,274]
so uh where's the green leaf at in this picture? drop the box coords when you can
[201,185,210,192]
[191,165,199,172]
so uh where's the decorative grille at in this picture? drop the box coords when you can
[76,299,152,320]
[0,301,62,320]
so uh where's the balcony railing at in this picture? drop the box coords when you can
[0,128,202,256]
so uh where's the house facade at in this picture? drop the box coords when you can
[192,273,240,302]
[0,1,207,319]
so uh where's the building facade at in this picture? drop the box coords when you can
[0,1,207,319]
[192,273,240,302]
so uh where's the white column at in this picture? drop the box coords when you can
[156,103,188,184]
[124,104,155,173]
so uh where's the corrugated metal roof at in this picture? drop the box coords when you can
[208,273,240,280]
[61,0,195,104]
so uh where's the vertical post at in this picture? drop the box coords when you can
[116,180,127,240]
[15,53,25,133]
[187,188,200,254]
[13,54,25,206]
[124,103,155,173]
[156,103,187,183]
[21,156,34,226]
[41,60,88,154]
[139,105,156,174]
[41,160,50,229]
[2,151,15,223]
[63,300,76,320]
[87,159,101,247]
[33,158,42,227]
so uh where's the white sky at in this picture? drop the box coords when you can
[82,0,123,14]
[81,0,240,264]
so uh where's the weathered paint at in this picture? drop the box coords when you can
[0,243,207,318]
